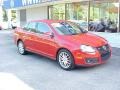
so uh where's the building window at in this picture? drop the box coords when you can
[48,4,65,20]
[48,0,119,32]
[90,1,118,20]
[66,2,89,21]
[90,0,119,30]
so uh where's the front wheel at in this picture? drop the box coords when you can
[17,41,27,55]
[57,49,75,70]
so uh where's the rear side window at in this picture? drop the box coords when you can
[23,22,37,32]
[36,22,51,34]
[28,22,37,32]
[23,23,29,31]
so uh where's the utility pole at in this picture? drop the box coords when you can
[118,0,120,32]
[88,0,90,31]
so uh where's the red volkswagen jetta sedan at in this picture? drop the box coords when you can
[14,20,111,70]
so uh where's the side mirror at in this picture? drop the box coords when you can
[49,32,54,39]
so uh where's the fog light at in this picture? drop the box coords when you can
[86,58,98,64]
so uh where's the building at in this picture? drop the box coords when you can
[2,0,120,32]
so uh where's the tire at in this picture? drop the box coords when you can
[57,49,75,70]
[17,41,27,55]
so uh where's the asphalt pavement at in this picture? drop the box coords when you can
[0,30,120,90]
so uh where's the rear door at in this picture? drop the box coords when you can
[23,22,37,51]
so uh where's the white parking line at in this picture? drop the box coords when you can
[0,72,35,90]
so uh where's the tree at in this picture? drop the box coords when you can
[2,7,8,21]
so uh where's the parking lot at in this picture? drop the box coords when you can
[0,30,120,90]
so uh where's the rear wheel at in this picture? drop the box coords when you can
[17,41,27,55]
[57,49,75,70]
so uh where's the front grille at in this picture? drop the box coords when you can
[101,52,111,60]
[96,44,111,61]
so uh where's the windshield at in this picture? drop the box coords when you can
[51,21,87,35]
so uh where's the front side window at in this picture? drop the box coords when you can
[51,21,86,35]
[36,22,51,34]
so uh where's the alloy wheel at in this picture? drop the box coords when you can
[18,41,26,55]
[57,49,75,70]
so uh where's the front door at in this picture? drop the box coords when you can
[35,22,57,58]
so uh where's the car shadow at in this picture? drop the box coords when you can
[26,52,59,66]
[18,51,110,71]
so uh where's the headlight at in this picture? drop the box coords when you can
[80,45,96,54]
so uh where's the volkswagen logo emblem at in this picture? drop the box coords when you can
[102,46,107,51]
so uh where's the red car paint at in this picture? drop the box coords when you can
[14,20,111,66]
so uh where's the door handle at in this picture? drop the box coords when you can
[23,36,26,38]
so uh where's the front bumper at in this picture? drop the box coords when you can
[73,44,111,66]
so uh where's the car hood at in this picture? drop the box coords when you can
[62,33,108,47]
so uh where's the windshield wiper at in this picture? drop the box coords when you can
[83,30,88,33]
[71,33,78,35]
